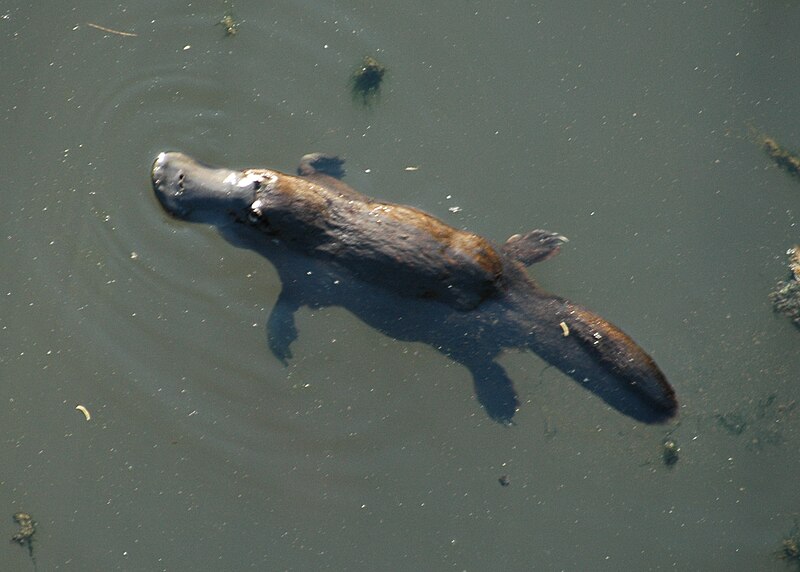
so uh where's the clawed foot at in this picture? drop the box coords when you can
[503,229,569,266]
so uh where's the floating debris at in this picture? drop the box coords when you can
[86,22,138,37]
[75,404,92,421]
[217,11,238,36]
[351,56,386,105]
[770,246,800,330]
[11,512,36,565]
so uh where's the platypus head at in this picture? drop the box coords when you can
[151,152,274,226]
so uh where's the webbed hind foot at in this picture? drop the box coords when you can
[503,230,568,266]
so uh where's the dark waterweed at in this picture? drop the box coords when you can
[714,394,796,451]
[11,511,36,565]
[661,438,680,467]
[762,136,800,180]
[351,56,386,105]
[778,520,800,568]
[770,246,800,330]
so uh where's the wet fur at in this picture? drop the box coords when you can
[152,153,677,423]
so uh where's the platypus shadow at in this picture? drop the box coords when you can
[152,152,678,425]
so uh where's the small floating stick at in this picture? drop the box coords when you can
[86,22,138,37]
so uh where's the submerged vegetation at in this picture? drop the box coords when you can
[746,129,800,326]
[661,438,680,467]
[777,520,800,569]
[351,56,386,105]
[746,125,800,182]
[769,246,800,330]
[762,135,800,180]
[714,394,797,450]
[11,512,36,566]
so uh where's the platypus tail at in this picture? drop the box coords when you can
[559,301,677,417]
[516,284,677,421]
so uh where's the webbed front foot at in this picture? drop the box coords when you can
[266,290,300,365]
[503,229,568,266]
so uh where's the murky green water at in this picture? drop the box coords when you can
[2,1,799,570]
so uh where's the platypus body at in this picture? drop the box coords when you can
[152,152,677,423]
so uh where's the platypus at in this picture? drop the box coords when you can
[151,152,677,423]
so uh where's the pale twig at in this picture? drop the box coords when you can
[86,22,138,37]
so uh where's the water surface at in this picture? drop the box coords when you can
[2,1,799,569]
